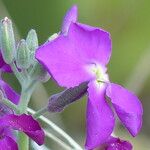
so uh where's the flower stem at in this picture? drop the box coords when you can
[18,89,32,113]
[10,62,23,84]
[33,106,48,118]
[18,83,35,150]
[2,98,19,113]
[18,132,29,150]
[44,129,72,150]
[28,108,83,150]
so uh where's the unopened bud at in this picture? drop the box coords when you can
[26,29,38,52]
[48,82,88,112]
[26,29,38,64]
[16,39,30,69]
[0,17,16,64]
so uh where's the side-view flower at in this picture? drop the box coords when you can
[36,5,143,150]
[0,4,144,150]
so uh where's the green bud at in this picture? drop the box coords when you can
[30,63,50,82]
[16,39,30,69]
[0,17,16,64]
[26,29,38,64]
[26,29,38,52]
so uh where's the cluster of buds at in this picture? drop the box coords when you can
[0,17,48,83]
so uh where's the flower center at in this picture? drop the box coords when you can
[90,63,109,84]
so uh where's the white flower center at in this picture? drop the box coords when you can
[89,63,109,84]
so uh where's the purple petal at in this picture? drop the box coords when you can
[36,23,111,88]
[85,81,115,149]
[0,114,45,145]
[67,23,112,65]
[0,127,15,140]
[95,136,132,150]
[103,136,132,150]
[0,52,12,73]
[0,136,18,150]
[77,22,101,31]
[106,83,143,136]
[61,5,78,34]
[0,79,20,105]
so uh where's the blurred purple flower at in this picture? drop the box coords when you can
[0,49,19,105]
[0,114,45,150]
[97,136,132,150]
[0,51,45,149]
[36,6,143,149]
[0,79,20,105]
[0,52,12,73]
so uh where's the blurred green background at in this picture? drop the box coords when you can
[1,0,150,149]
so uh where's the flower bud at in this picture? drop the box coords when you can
[26,29,38,64]
[16,39,30,69]
[26,29,38,52]
[48,82,88,112]
[0,17,16,64]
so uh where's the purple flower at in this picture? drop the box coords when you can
[0,49,19,104]
[36,6,143,149]
[98,136,132,150]
[0,114,45,150]
[0,79,20,105]
[0,52,12,73]
[0,81,45,149]
[0,82,44,149]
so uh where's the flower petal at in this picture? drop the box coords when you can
[103,136,132,150]
[85,81,114,149]
[0,52,12,73]
[77,22,101,31]
[36,23,111,88]
[0,114,45,145]
[0,136,18,150]
[94,136,132,150]
[106,83,143,136]
[67,23,112,66]
[61,5,78,34]
[0,79,20,105]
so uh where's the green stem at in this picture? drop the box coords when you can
[33,106,48,118]
[18,90,31,150]
[18,82,36,150]
[18,89,32,113]
[18,132,29,150]
[3,98,19,113]
[10,62,23,84]
[44,129,72,150]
